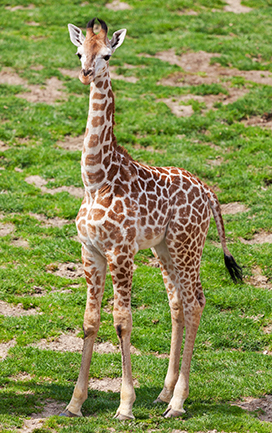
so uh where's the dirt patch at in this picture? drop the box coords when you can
[247,266,272,290]
[46,262,84,279]
[224,0,252,13]
[56,134,85,151]
[134,143,166,154]
[25,175,84,198]
[240,231,272,245]
[29,212,71,228]
[231,395,272,422]
[109,66,138,83]
[6,4,35,11]
[0,140,10,151]
[17,77,67,104]
[242,114,272,130]
[153,49,272,88]
[0,68,26,86]
[0,69,68,104]
[221,202,248,215]
[0,300,40,317]
[30,333,138,355]
[18,399,65,433]
[105,1,132,11]
[59,68,80,79]
[32,332,83,353]
[25,175,49,188]
[0,340,16,360]
[89,377,139,393]
[0,222,15,236]
[158,88,247,117]
[11,238,29,248]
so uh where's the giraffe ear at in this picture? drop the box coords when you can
[110,29,127,52]
[68,24,85,47]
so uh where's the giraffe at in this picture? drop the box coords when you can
[61,17,242,420]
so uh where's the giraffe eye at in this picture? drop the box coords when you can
[77,53,82,60]
[104,55,110,61]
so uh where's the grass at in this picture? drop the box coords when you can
[0,0,272,432]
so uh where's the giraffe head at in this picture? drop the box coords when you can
[68,18,126,85]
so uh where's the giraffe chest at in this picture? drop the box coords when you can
[75,192,171,254]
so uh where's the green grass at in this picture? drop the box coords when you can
[0,0,272,432]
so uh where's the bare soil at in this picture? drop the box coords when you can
[154,50,272,88]
[18,399,66,433]
[46,261,84,278]
[224,0,252,13]
[0,300,40,317]
[220,202,248,215]
[0,222,15,236]
[231,395,272,422]
[17,77,68,104]
[242,115,272,130]
[240,231,272,245]
[109,66,138,83]
[56,134,85,151]
[158,87,247,117]
[105,1,132,11]
[29,212,70,228]
[247,266,272,290]
[0,340,16,360]
[25,175,84,198]
[0,69,68,104]
[89,377,139,393]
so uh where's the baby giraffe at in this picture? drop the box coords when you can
[61,17,242,420]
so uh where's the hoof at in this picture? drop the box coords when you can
[114,411,134,421]
[153,397,167,405]
[59,409,81,418]
[163,406,185,418]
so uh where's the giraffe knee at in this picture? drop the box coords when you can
[113,312,132,339]
[83,310,100,338]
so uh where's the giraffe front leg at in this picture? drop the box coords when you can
[108,253,136,420]
[60,245,107,417]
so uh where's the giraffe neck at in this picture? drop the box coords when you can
[81,70,115,191]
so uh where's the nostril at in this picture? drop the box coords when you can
[83,69,92,77]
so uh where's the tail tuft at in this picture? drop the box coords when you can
[224,254,243,283]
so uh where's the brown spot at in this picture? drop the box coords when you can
[86,168,105,184]
[93,92,106,100]
[96,81,103,88]
[93,100,107,111]
[85,150,102,166]
[127,227,136,242]
[106,103,114,121]
[145,227,153,240]
[107,164,119,182]
[88,134,99,148]
[77,219,87,237]
[100,125,107,144]
[97,194,113,207]
[92,116,105,128]
[92,209,106,221]
[77,206,87,219]
[105,127,112,141]
[108,209,125,224]
[103,80,109,89]
[113,200,124,214]
[108,88,114,99]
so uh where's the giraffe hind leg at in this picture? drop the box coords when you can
[152,242,185,406]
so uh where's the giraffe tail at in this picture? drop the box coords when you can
[203,183,243,283]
